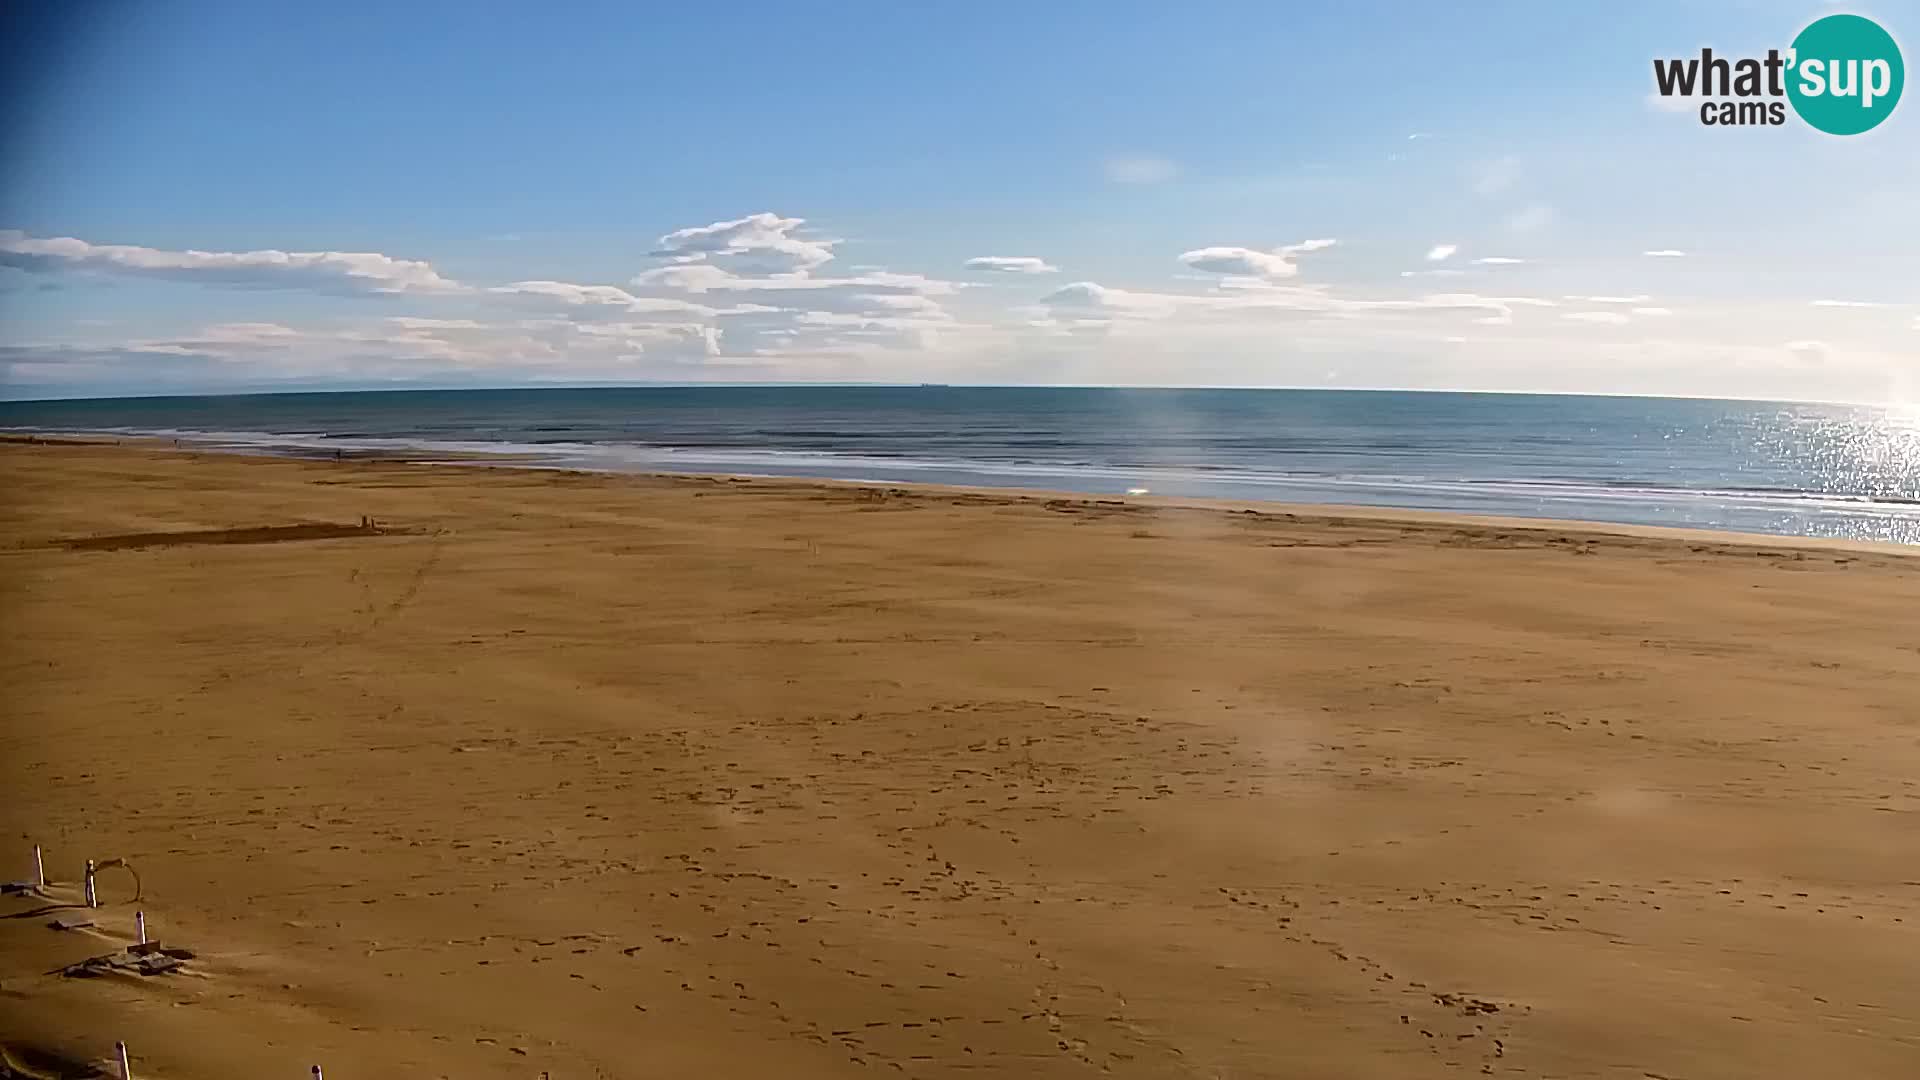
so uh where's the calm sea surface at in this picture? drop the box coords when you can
[5,386,1919,544]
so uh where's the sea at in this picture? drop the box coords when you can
[5,386,1920,545]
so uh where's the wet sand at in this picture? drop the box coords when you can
[2,441,1918,1078]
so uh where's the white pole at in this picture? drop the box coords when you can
[136,911,147,945]
[85,859,97,908]
[34,845,45,888]
[116,1040,132,1079]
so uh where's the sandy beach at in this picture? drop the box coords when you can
[2,440,1917,1079]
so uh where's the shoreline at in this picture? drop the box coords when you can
[10,410,1920,548]
[9,434,1920,560]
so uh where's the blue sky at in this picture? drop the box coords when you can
[2,1,1916,401]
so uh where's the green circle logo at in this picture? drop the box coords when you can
[1787,14,1904,134]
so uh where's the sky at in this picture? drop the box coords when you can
[0,1,1915,402]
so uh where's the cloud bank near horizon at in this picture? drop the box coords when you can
[0,230,462,295]
[2,212,1914,404]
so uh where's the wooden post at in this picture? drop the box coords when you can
[34,845,45,888]
[116,1041,132,1079]
[85,859,97,908]
[136,911,147,945]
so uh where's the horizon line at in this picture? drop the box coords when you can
[0,382,1906,410]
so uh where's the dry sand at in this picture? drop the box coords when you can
[2,442,1918,1079]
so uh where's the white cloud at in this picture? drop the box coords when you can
[651,212,837,273]
[115,311,738,374]
[612,211,976,359]
[794,309,950,329]
[568,320,712,344]
[1643,249,1688,258]
[844,270,962,296]
[490,280,646,307]
[630,262,957,298]
[1426,244,1458,262]
[21,210,1913,403]
[84,207,930,369]
[845,293,949,316]
[1038,277,1557,332]
[386,317,487,331]
[625,262,741,293]
[1179,247,1298,279]
[0,230,462,295]
[150,322,308,353]
[1177,238,1336,281]
[1104,155,1180,185]
[1811,299,1889,308]
[1039,281,1177,318]
[487,280,721,318]
[963,256,1059,274]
